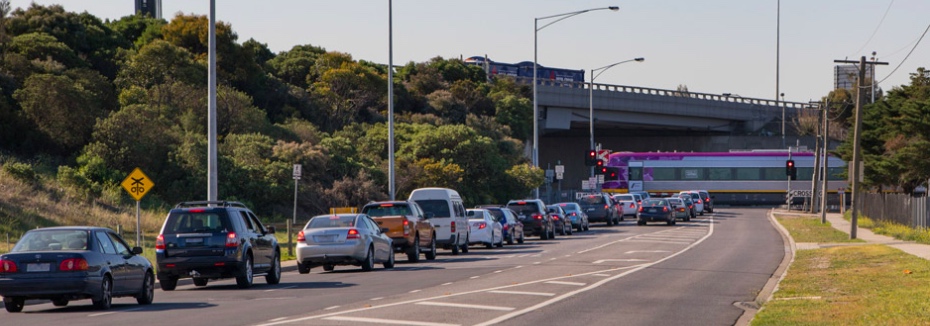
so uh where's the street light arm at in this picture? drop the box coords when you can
[591,58,644,81]
[536,6,619,31]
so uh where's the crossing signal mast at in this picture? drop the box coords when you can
[585,150,597,166]
[786,159,796,180]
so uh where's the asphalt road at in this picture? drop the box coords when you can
[1,208,783,326]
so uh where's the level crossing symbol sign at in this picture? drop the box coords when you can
[121,168,153,201]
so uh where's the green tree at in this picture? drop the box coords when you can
[12,72,109,152]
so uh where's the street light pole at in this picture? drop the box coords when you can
[534,6,619,198]
[589,58,644,178]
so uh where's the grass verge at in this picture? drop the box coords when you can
[773,214,864,243]
[847,212,930,245]
[752,245,930,325]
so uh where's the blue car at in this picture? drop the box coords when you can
[636,198,676,226]
[555,202,589,232]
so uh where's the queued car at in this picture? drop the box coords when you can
[483,207,525,244]
[0,227,155,312]
[637,198,676,226]
[466,209,504,248]
[677,194,697,220]
[296,214,395,273]
[679,191,704,215]
[577,193,621,226]
[408,188,470,255]
[612,194,639,219]
[506,199,555,240]
[692,189,715,213]
[361,200,437,262]
[546,204,573,236]
[667,197,691,222]
[556,202,589,233]
[155,201,281,290]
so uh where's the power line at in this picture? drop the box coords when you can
[879,21,930,84]
[850,0,895,57]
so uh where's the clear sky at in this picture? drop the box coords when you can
[8,0,929,103]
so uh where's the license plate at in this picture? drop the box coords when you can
[27,263,50,272]
[185,238,204,244]
[586,208,595,212]
[314,235,336,242]
[647,208,657,213]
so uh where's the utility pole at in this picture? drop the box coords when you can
[834,57,887,239]
[810,102,822,214]
[820,100,830,224]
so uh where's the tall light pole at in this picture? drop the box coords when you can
[534,5,619,198]
[776,0,781,148]
[589,57,644,177]
[388,0,395,200]
[207,0,217,201]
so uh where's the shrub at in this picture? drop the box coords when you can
[3,162,38,183]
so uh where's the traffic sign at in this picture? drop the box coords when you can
[597,149,610,161]
[293,164,302,180]
[121,168,153,201]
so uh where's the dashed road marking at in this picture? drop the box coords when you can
[545,281,586,286]
[323,316,459,326]
[489,290,556,297]
[593,259,649,264]
[417,301,515,311]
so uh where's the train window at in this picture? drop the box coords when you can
[682,168,703,180]
[708,168,732,180]
[735,168,761,180]
[762,168,785,180]
[652,168,677,181]
[629,167,643,181]
[828,167,845,180]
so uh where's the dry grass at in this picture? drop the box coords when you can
[774,213,864,243]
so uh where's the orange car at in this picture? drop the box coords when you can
[360,201,437,262]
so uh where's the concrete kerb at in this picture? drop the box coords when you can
[734,208,797,326]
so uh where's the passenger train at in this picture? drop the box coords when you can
[600,150,847,205]
[463,56,585,83]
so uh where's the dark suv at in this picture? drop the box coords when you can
[578,193,620,226]
[155,201,281,290]
[505,199,554,240]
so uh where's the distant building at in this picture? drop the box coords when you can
[134,0,162,19]
[834,64,873,91]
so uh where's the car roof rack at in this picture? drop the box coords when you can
[175,201,248,209]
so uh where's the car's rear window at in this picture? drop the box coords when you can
[644,199,667,207]
[14,230,90,252]
[579,196,606,204]
[164,211,228,234]
[415,200,451,218]
[560,204,580,212]
[615,195,635,201]
[506,202,540,215]
[307,215,357,228]
[485,208,504,220]
[362,204,411,217]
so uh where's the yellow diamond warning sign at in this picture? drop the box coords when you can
[121,168,153,201]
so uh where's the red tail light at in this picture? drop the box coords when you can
[155,234,165,250]
[478,222,487,230]
[59,258,88,271]
[297,230,306,242]
[663,207,669,212]
[503,224,509,230]
[0,259,17,273]
[638,206,644,212]
[451,221,456,233]
[553,216,559,221]
[346,229,360,239]
[226,232,239,248]
[629,203,635,208]
[705,198,710,203]
[604,205,609,209]
[403,219,410,236]
[532,214,542,220]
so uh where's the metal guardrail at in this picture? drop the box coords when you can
[519,76,812,110]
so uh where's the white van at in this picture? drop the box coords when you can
[408,188,470,255]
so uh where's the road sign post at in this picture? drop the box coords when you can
[121,168,153,247]
[290,164,301,257]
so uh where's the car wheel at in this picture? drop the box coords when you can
[451,235,460,256]
[518,232,525,244]
[541,227,549,240]
[383,248,395,269]
[361,246,375,271]
[193,277,209,287]
[700,211,704,216]
[620,215,625,221]
[637,220,646,226]
[507,232,514,245]
[3,297,24,313]
[51,298,69,307]
[496,234,504,248]
[485,240,493,249]
[298,261,311,274]
[685,216,691,222]
[136,272,155,305]
[159,276,178,291]
[92,275,113,310]
[266,252,282,285]
[425,236,437,260]
[236,254,254,289]
[567,225,573,235]
[323,264,335,271]
[461,235,469,253]
[407,235,421,263]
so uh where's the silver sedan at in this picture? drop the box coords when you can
[296,214,395,273]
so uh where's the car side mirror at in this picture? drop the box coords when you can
[132,246,143,255]
[266,225,276,234]
[381,227,390,234]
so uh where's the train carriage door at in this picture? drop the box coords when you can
[628,162,644,192]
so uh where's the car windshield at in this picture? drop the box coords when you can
[363,204,411,217]
[579,196,606,204]
[415,200,451,218]
[164,212,228,234]
[307,215,358,228]
[14,230,90,252]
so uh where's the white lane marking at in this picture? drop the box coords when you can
[545,281,586,286]
[441,282,453,286]
[626,239,691,244]
[474,215,715,326]
[593,259,649,264]
[470,276,481,279]
[269,317,288,322]
[416,301,515,311]
[324,306,340,310]
[88,308,143,317]
[265,285,297,292]
[489,290,556,297]
[517,254,530,258]
[371,297,384,301]
[626,250,671,254]
[323,316,459,326]
[564,254,572,257]
[409,289,422,293]
[493,270,503,273]
[549,258,557,261]
[532,262,541,265]
[514,266,523,269]
[593,274,611,277]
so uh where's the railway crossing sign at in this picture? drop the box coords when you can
[597,149,610,161]
[121,168,153,201]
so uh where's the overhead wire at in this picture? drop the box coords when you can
[879,21,930,84]
[849,0,895,58]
